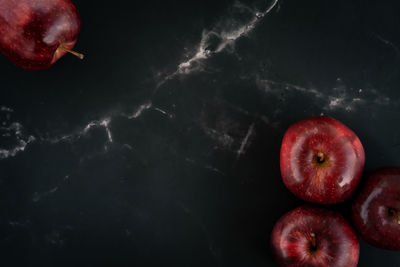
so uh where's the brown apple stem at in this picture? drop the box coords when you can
[310,233,317,248]
[60,45,84,59]
[316,152,325,163]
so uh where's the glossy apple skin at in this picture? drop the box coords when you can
[271,206,359,267]
[352,167,400,250]
[280,116,365,204]
[0,0,81,70]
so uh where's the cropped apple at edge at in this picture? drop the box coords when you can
[271,206,359,267]
[353,166,400,250]
[280,116,365,204]
[0,0,83,70]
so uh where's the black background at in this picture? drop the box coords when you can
[1,0,400,266]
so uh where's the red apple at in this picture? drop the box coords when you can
[280,116,365,204]
[352,166,400,250]
[0,0,83,70]
[271,206,359,267]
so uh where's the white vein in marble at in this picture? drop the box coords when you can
[0,121,36,159]
[0,101,169,160]
[256,78,392,112]
[158,0,279,87]
[0,106,13,112]
[126,102,152,119]
[49,117,113,144]
[236,123,255,160]
[373,33,400,56]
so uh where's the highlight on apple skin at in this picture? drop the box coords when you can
[0,0,83,70]
[280,116,365,204]
[352,166,400,251]
[271,206,359,267]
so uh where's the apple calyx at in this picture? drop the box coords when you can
[59,44,84,59]
[388,208,400,225]
[309,232,318,253]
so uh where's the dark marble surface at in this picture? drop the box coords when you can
[1,0,400,266]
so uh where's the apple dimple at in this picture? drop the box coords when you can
[387,207,400,224]
[314,151,328,166]
[308,232,319,254]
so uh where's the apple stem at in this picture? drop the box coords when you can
[310,233,317,249]
[316,152,325,163]
[60,45,84,59]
